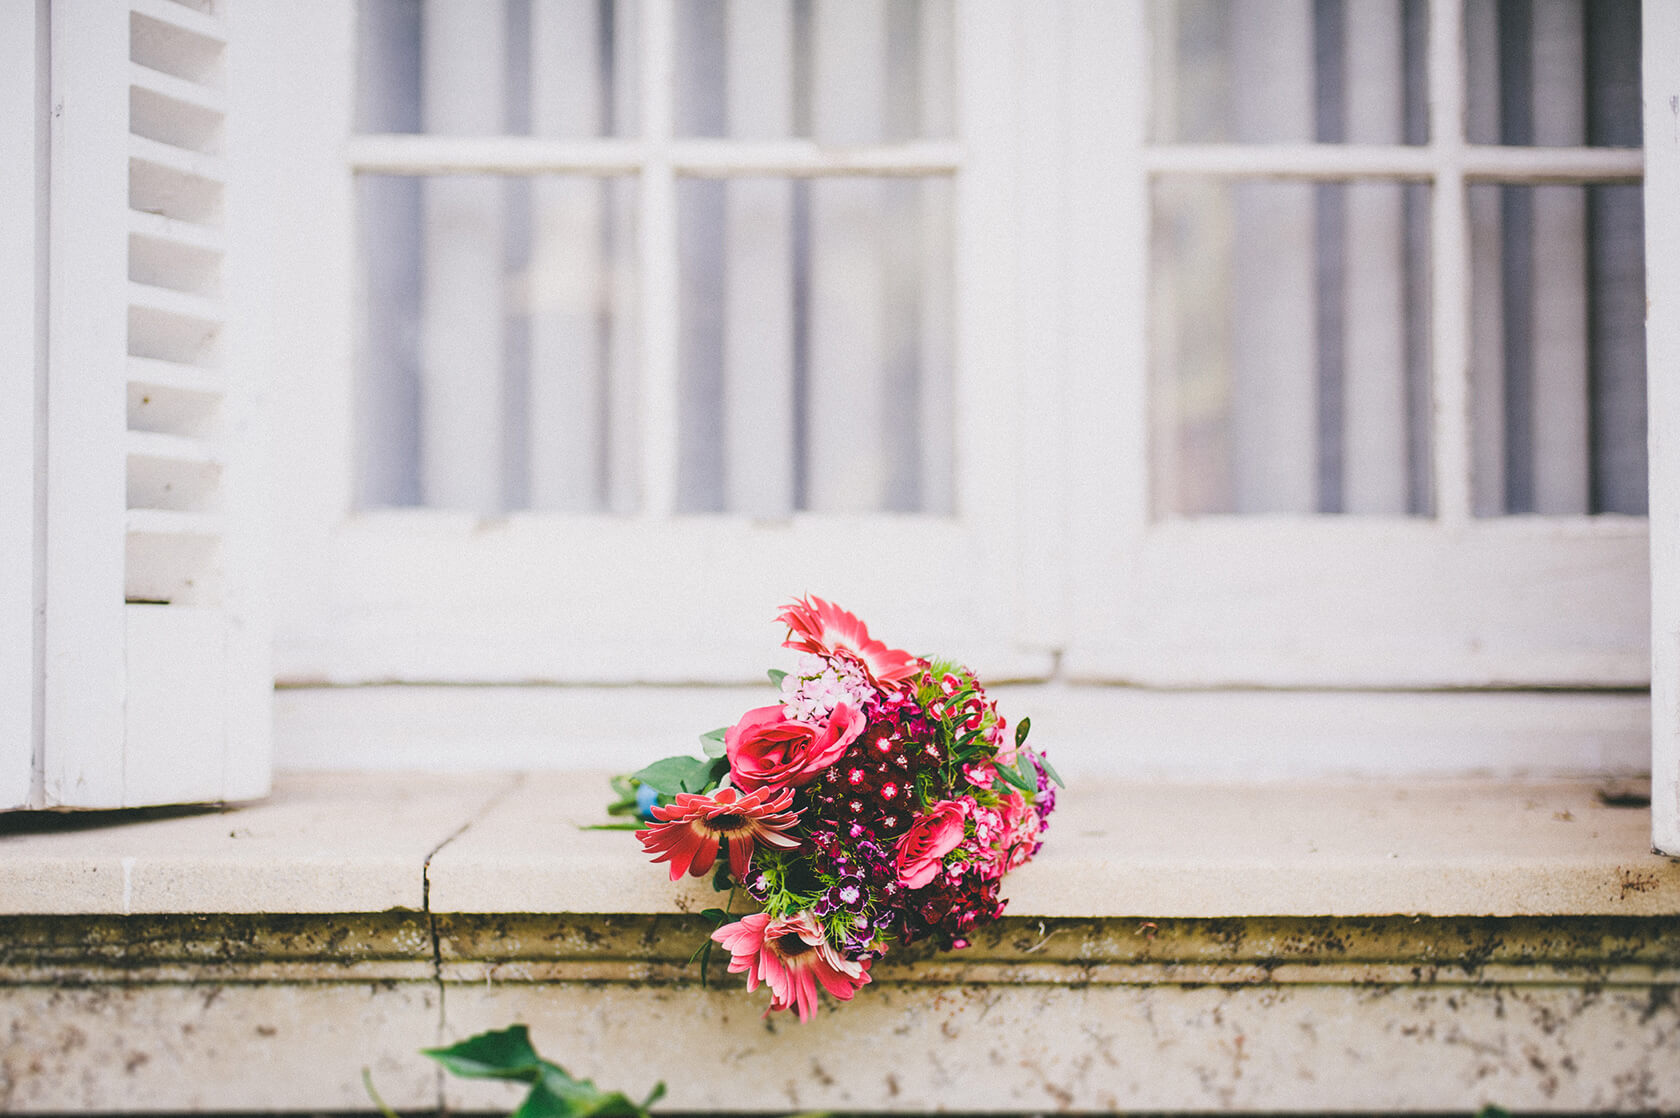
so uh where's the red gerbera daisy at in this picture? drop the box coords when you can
[777,595,923,686]
[637,786,802,881]
[711,910,871,1022]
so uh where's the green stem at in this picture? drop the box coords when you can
[361,1068,403,1118]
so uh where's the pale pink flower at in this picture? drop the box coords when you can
[778,595,923,686]
[637,786,801,881]
[711,911,871,1022]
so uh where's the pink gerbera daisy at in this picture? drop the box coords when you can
[711,910,871,1022]
[777,595,923,686]
[637,786,802,881]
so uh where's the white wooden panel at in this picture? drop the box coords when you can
[419,0,505,512]
[44,0,131,808]
[808,0,888,511]
[1645,0,1680,855]
[1066,518,1649,688]
[0,0,44,809]
[1342,1,1408,514]
[529,0,606,511]
[1065,0,1148,656]
[1529,0,1590,514]
[275,685,1651,781]
[918,0,955,516]
[122,605,225,805]
[217,0,276,802]
[266,0,359,698]
[1229,0,1316,513]
[1011,0,1067,642]
[722,0,795,515]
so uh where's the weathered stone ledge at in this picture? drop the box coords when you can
[2,774,1678,1113]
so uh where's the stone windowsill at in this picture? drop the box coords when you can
[2,772,1676,919]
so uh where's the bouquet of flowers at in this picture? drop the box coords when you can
[607,596,1060,1022]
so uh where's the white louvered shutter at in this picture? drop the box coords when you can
[6,0,271,810]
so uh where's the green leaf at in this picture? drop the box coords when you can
[700,755,731,792]
[632,756,709,796]
[1033,749,1065,788]
[1014,716,1031,750]
[579,821,645,831]
[767,668,789,688]
[641,1083,667,1111]
[421,1025,543,1082]
[509,1081,576,1118]
[994,761,1036,793]
[699,726,728,758]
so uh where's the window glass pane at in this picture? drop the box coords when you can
[677,176,953,515]
[1464,0,1641,148]
[1152,177,1434,516]
[1469,183,1646,516]
[672,0,954,141]
[357,174,640,513]
[1151,0,1428,146]
[356,0,640,138]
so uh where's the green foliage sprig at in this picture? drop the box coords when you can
[419,1026,665,1118]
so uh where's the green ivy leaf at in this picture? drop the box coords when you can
[421,1025,543,1082]
[1014,716,1032,750]
[699,727,728,758]
[767,668,789,688]
[423,1027,663,1118]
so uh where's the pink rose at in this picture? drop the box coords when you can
[726,701,866,793]
[896,800,967,889]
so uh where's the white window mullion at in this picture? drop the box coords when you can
[0,0,45,809]
[638,0,678,518]
[1429,0,1473,525]
[1644,0,1680,856]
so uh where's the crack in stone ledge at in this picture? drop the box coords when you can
[420,772,528,1112]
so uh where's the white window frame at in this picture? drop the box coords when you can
[1644,0,1678,855]
[1058,0,1649,690]
[269,0,1055,687]
[264,0,1667,813]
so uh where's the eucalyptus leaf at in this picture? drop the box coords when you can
[995,763,1036,793]
[699,727,728,758]
[1034,748,1065,788]
[768,668,789,688]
